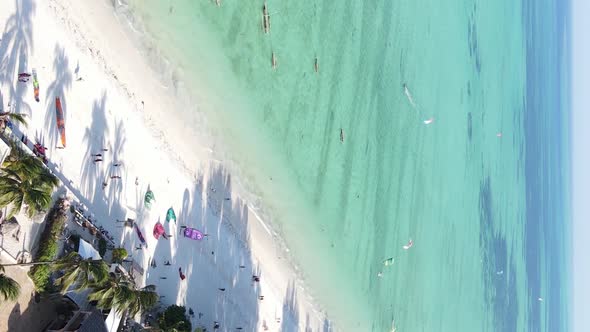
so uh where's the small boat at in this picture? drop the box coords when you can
[271,52,277,69]
[403,83,416,108]
[423,117,434,125]
[262,2,270,33]
[382,257,394,266]
[55,97,66,147]
[215,0,221,6]
[314,57,319,73]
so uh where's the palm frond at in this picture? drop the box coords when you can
[53,254,109,293]
[0,273,20,301]
[6,113,27,127]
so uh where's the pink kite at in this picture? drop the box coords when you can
[153,222,166,239]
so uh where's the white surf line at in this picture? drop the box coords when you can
[248,204,273,236]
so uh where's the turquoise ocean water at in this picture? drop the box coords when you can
[116,0,571,330]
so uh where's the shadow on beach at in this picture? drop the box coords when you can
[5,292,58,332]
[44,44,72,149]
[0,0,35,117]
[132,162,264,331]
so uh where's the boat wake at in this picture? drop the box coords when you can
[403,84,417,109]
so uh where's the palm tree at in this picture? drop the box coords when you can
[89,275,158,317]
[0,266,20,301]
[0,111,27,133]
[0,153,58,218]
[52,252,109,293]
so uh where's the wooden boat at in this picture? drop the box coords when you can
[262,2,270,33]
[55,97,66,148]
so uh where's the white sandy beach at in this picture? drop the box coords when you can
[0,0,328,331]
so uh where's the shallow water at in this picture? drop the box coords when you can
[117,0,571,330]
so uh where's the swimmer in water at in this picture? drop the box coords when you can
[340,128,344,142]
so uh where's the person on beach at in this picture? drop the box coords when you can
[113,163,122,166]
[94,158,103,163]
[213,322,220,330]
[91,153,102,157]
[188,308,194,317]
[258,295,264,300]
[179,267,186,280]
[252,275,260,283]
[218,288,225,291]
[110,175,121,179]
[102,181,108,189]
[164,261,171,266]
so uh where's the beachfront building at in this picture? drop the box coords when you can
[0,136,10,166]
[0,205,46,263]
[45,309,107,332]
[45,239,123,332]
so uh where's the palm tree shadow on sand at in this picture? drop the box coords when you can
[79,91,108,208]
[0,0,35,120]
[44,44,72,149]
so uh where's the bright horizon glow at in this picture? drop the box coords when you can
[571,0,589,330]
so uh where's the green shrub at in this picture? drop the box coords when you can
[111,248,128,263]
[98,238,107,257]
[28,198,68,292]
[158,305,191,332]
